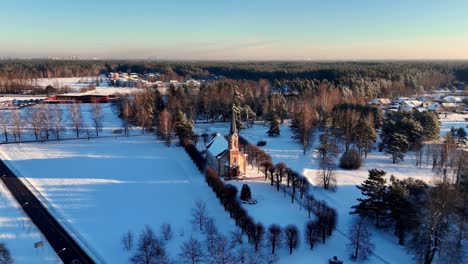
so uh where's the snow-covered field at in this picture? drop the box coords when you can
[0,137,239,263]
[25,75,108,90]
[439,113,468,137]
[0,183,58,263]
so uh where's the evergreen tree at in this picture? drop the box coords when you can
[355,117,376,158]
[174,110,194,143]
[240,184,252,201]
[388,176,419,245]
[351,169,390,228]
[267,115,280,136]
[384,132,408,164]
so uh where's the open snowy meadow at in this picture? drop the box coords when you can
[0,136,238,263]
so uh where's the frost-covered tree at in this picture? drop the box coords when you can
[347,218,374,261]
[91,102,104,136]
[67,102,83,138]
[130,226,169,264]
[179,237,205,264]
[191,200,208,231]
[121,230,134,251]
[160,223,172,241]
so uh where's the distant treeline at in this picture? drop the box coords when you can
[1,59,467,96]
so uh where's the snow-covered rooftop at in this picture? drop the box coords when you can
[206,134,228,158]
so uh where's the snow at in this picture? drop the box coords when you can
[0,183,58,263]
[439,113,468,137]
[0,136,239,263]
[0,103,138,143]
[194,121,449,263]
[206,134,228,157]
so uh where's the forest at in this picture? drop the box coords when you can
[1,59,467,96]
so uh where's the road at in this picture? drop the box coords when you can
[0,159,95,264]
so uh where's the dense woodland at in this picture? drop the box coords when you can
[1,60,468,96]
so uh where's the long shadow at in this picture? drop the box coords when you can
[0,159,95,264]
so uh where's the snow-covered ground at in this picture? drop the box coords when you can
[25,75,109,90]
[439,112,468,137]
[0,183,59,263]
[0,103,138,143]
[195,119,456,263]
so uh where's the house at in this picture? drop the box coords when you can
[441,102,457,111]
[401,100,423,112]
[370,98,391,107]
[443,96,462,103]
[427,102,442,113]
[205,107,247,177]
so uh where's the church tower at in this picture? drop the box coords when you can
[227,104,246,176]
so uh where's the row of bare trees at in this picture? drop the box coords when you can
[0,102,104,143]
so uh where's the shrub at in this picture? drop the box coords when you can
[257,140,267,147]
[240,184,252,201]
[339,149,362,170]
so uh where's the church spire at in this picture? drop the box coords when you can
[230,104,237,135]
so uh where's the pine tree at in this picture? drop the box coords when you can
[351,169,390,228]
[267,115,280,136]
[174,110,194,143]
[240,184,252,201]
[355,117,376,158]
[384,132,408,163]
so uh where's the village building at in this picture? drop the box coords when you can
[205,108,247,177]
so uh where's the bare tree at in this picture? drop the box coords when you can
[91,102,104,136]
[304,194,315,219]
[230,229,243,246]
[160,223,172,241]
[28,107,41,140]
[209,235,237,264]
[266,224,282,254]
[121,98,133,136]
[38,104,53,140]
[159,108,173,146]
[284,225,299,255]
[305,220,320,250]
[191,200,208,231]
[179,237,205,264]
[316,160,336,190]
[348,218,374,261]
[53,104,64,140]
[121,230,134,251]
[130,225,169,264]
[10,109,24,142]
[68,102,83,138]
[251,223,264,252]
[204,218,218,254]
[291,102,316,154]
[410,184,464,264]
[0,113,8,142]
[246,249,264,264]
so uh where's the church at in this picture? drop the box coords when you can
[205,109,247,177]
